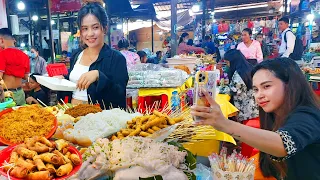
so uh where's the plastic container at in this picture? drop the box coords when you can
[35,75,77,92]
[171,91,180,112]
[46,63,68,77]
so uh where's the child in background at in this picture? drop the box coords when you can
[26,73,48,105]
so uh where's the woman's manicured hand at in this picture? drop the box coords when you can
[77,70,99,90]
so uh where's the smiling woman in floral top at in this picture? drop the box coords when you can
[224,49,259,122]
[118,39,140,69]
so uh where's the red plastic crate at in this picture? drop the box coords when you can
[46,63,68,77]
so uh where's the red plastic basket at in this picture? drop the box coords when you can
[46,63,68,77]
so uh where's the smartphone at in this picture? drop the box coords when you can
[193,71,218,122]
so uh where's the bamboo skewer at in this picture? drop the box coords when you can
[88,94,93,105]
[37,98,48,107]
[101,100,106,110]
[60,99,69,109]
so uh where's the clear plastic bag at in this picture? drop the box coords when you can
[194,164,213,180]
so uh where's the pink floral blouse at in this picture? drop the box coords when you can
[120,50,140,68]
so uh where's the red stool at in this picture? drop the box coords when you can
[241,117,260,157]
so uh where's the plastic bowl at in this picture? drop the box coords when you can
[0,107,58,146]
[0,98,13,110]
[0,144,82,180]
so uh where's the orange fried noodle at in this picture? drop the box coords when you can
[0,105,55,144]
[65,104,102,118]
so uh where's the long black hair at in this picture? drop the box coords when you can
[179,32,189,45]
[118,39,129,50]
[224,49,253,89]
[252,58,320,178]
[77,2,108,48]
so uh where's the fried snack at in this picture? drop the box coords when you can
[121,129,132,136]
[55,139,69,151]
[56,163,73,176]
[159,124,169,128]
[35,153,60,165]
[53,150,71,164]
[151,126,161,131]
[173,117,184,123]
[111,135,118,141]
[39,137,54,148]
[79,148,87,155]
[34,158,47,171]
[46,164,56,174]
[9,152,19,164]
[147,129,155,134]
[0,105,56,144]
[70,154,81,166]
[29,142,51,153]
[10,166,29,178]
[16,158,36,171]
[129,127,141,136]
[117,132,125,139]
[27,171,51,180]
[62,148,69,155]
[168,118,176,125]
[65,152,71,159]
[139,132,151,137]
[141,118,162,131]
[16,147,37,159]
[65,104,102,118]
[26,159,33,164]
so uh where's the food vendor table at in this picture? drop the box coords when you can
[182,94,238,157]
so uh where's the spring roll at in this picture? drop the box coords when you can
[65,151,71,158]
[56,163,73,176]
[26,159,34,164]
[62,148,69,155]
[70,154,81,166]
[53,150,71,164]
[9,152,19,164]
[35,153,60,165]
[34,158,46,171]
[46,164,56,174]
[27,171,51,180]
[16,158,36,171]
[39,137,54,148]
[55,139,69,151]
[29,142,50,153]
[2,163,14,172]
[10,166,28,179]
[16,147,37,159]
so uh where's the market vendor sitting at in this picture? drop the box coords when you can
[26,73,48,105]
[177,33,205,55]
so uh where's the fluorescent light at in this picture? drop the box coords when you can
[307,14,315,21]
[159,31,163,35]
[131,4,140,9]
[32,15,39,21]
[116,24,122,29]
[103,3,105,8]
[192,4,200,12]
[51,20,55,25]
[215,3,268,13]
[20,43,25,47]
[17,1,25,11]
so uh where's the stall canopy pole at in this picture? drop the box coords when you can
[284,0,288,16]
[5,0,11,29]
[57,14,61,55]
[202,0,207,40]
[171,0,178,56]
[46,0,54,63]
[151,18,154,52]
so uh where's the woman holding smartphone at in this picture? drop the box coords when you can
[58,1,128,109]
[191,58,320,179]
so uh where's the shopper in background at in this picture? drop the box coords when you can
[165,45,171,59]
[177,32,205,55]
[137,50,148,63]
[202,35,216,55]
[237,28,263,65]
[30,46,47,75]
[187,39,194,46]
[278,17,304,60]
[224,49,259,122]
[0,28,30,105]
[57,2,128,109]
[26,73,48,105]
[256,33,270,59]
[191,58,320,179]
[118,39,140,68]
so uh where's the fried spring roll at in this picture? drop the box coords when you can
[35,153,60,165]
[55,139,69,151]
[10,166,28,179]
[34,158,47,171]
[46,164,56,174]
[16,158,36,171]
[16,147,37,159]
[70,154,81,166]
[39,137,54,148]
[9,152,19,164]
[56,163,73,176]
[65,152,71,158]
[53,150,71,164]
[61,148,69,155]
[29,142,50,153]
[27,171,52,180]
